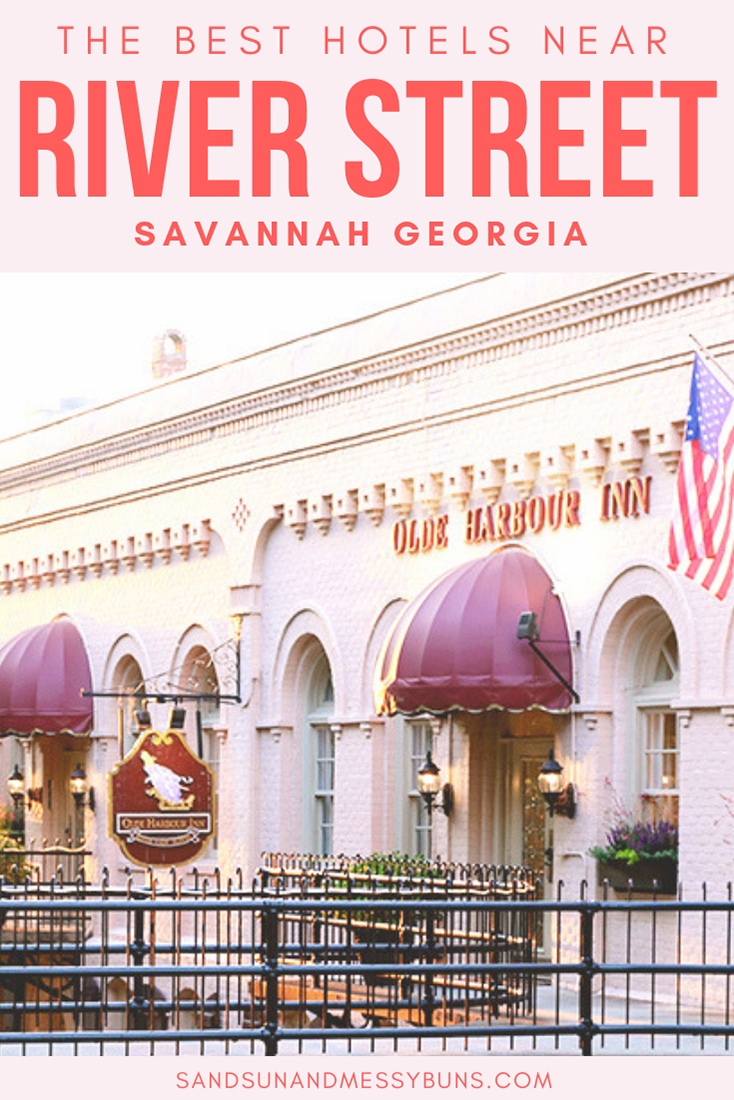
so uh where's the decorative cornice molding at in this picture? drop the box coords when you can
[0,519,212,596]
[0,273,727,499]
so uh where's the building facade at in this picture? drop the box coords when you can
[1,271,733,896]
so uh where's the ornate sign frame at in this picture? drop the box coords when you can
[109,726,215,867]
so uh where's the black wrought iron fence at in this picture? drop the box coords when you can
[0,866,733,1055]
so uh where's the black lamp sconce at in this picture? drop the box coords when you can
[537,748,576,819]
[70,763,95,813]
[7,765,43,810]
[6,765,26,840]
[417,751,454,817]
[7,764,24,809]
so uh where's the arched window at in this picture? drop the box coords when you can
[113,655,146,753]
[179,645,222,852]
[305,653,335,856]
[180,646,221,740]
[633,625,680,825]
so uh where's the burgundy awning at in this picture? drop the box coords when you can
[374,547,574,717]
[0,619,93,736]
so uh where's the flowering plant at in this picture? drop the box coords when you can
[0,807,30,883]
[345,852,443,879]
[330,852,445,929]
[590,818,678,866]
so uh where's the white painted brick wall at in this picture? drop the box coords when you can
[0,272,733,939]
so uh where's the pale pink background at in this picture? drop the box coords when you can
[2,0,730,270]
[0,1050,731,1092]
[1,0,732,1088]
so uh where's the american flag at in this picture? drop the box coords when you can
[668,353,734,599]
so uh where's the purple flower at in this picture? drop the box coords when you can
[606,819,678,856]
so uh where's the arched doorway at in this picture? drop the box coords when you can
[38,736,91,847]
[0,618,95,852]
[459,706,559,875]
[374,546,575,875]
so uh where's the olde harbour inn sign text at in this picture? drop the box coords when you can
[392,474,651,555]
[109,722,214,867]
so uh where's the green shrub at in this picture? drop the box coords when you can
[328,852,445,930]
[0,807,30,883]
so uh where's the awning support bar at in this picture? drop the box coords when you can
[527,640,580,704]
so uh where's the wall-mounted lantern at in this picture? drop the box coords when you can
[537,748,576,818]
[70,762,95,813]
[417,751,454,817]
[6,764,25,842]
[7,764,25,808]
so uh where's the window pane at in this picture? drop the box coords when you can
[317,795,334,855]
[313,723,335,853]
[410,722,432,788]
[653,631,679,683]
[320,796,333,825]
[408,720,434,856]
[643,708,679,823]
[317,760,334,791]
[315,726,335,793]
[661,753,676,789]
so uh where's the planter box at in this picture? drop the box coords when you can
[596,857,677,896]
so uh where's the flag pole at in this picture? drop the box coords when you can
[689,333,734,388]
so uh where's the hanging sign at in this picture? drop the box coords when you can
[109,727,214,867]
